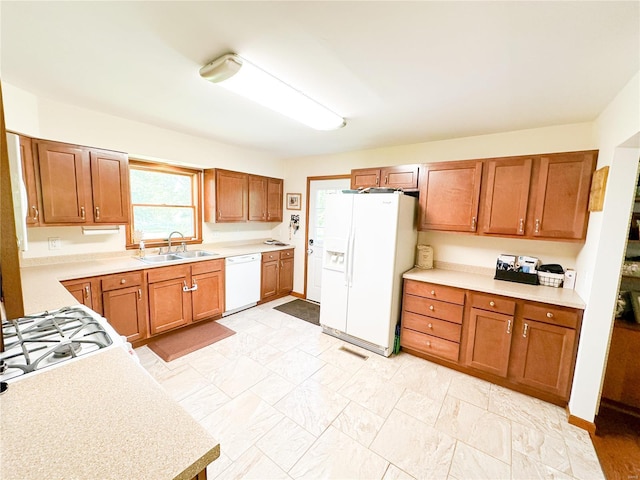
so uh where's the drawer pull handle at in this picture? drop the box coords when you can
[426,341,431,347]
[507,319,512,334]
[489,301,496,307]
[546,312,554,318]
[427,323,433,329]
[429,305,434,311]
[430,290,436,295]
[120,279,126,284]
[523,323,529,338]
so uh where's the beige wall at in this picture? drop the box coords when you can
[569,71,640,422]
[4,83,287,258]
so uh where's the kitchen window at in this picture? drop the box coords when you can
[126,160,202,248]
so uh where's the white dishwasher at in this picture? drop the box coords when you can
[224,253,262,316]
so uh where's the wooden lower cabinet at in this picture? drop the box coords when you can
[401,279,582,404]
[101,272,147,343]
[465,307,513,377]
[400,280,465,362]
[191,260,225,321]
[147,259,225,336]
[147,265,192,335]
[260,249,294,301]
[601,321,640,410]
[62,278,101,312]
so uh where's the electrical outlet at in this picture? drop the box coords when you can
[48,237,61,250]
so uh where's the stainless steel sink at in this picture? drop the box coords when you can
[175,250,218,259]
[137,254,182,264]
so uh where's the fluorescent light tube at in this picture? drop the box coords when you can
[200,53,346,131]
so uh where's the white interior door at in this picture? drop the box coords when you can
[306,178,350,302]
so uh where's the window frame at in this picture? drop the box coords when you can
[126,159,203,249]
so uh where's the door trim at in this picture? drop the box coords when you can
[303,174,350,299]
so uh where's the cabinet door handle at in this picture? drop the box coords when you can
[191,279,198,292]
[182,280,198,292]
[32,206,39,221]
[518,218,524,234]
[471,216,477,231]
[137,288,142,300]
[95,206,100,220]
[507,319,512,334]
[546,312,554,318]
[384,175,388,185]
[80,206,85,220]
[83,285,90,299]
[489,301,496,307]
[375,177,379,186]
[535,219,540,233]
[523,323,529,338]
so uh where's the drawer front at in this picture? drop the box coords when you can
[402,311,461,342]
[404,280,465,305]
[101,272,142,291]
[522,303,579,329]
[403,295,464,324]
[470,292,516,316]
[401,328,460,362]
[191,259,223,275]
[279,249,294,259]
[147,264,191,284]
[262,252,279,262]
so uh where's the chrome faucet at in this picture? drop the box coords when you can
[162,231,185,254]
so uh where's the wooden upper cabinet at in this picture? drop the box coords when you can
[267,177,283,222]
[248,174,268,221]
[419,160,483,232]
[480,157,532,236]
[204,168,248,223]
[350,164,419,190]
[351,168,381,189]
[36,141,92,224]
[19,136,40,225]
[90,149,129,224]
[209,170,282,223]
[33,139,130,226]
[531,152,596,240]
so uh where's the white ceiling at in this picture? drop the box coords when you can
[1,1,639,158]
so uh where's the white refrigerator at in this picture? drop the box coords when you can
[319,193,417,356]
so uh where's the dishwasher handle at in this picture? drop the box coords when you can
[226,254,260,265]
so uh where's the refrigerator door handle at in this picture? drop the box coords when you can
[348,224,356,287]
[343,237,350,286]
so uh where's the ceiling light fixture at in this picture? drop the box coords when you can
[199,53,346,131]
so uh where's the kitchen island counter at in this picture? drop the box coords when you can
[19,241,293,315]
[403,267,586,309]
[0,346,219,480]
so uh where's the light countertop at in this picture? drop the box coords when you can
[403,267,586,309]
[0,347,220,480]
[20,241,294,315]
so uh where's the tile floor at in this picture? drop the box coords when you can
[135,296,605,480]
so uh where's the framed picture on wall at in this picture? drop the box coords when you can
[287,193,301,210]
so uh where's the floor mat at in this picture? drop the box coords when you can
[147,320,235,362]
[273,299,320,326]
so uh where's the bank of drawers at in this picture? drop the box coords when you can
[400,280,465,361]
